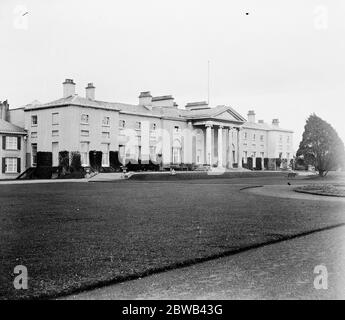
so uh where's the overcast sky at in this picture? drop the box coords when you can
[1,0,345,147]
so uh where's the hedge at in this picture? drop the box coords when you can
[37,152,52,167]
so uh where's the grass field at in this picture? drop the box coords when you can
[1,175,344,299]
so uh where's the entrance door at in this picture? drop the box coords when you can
[52,142,59,166]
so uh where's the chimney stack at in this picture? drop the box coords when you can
[272,119,280,126]
[0,100,9,121]
[63,79,76,98]
[247,110,256,123]
[85,83,95,100]
[139,91,152,106]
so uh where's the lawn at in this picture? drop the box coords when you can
[0,177,344,299]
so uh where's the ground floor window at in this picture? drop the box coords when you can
[5,158,18,173]
[32,143,37,166]
[80,142,89,166]
[172,147,181,164]
[101,143,110,167]
[243,151,247,163]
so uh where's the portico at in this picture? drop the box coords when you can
[193,120,243,168]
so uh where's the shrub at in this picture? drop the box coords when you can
[70,151,82,172]
[110,151,122,169]
[89,151,102,171]
[255,157,262,170]
[59,151,69,172]
[247,157,253,170]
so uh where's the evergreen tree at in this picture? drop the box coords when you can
[297,114,345,176]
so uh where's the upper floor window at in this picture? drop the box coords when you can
[81,114,89,124]
[52,130,59,137]
[174,126,180,133]
[279,135,283,142]
[260,135,264,142]
[244,132,248,140]
[119,120,126,129]
[135,121,141,130]
[102,132,110,139]
[81,130,89,137]
[31,132,38,139]
[102,116,110,126]
[253,134,256,141]
[5,136,18,150]
[31,115,38,126]
[151,123,157,131]
[52,113,59,125]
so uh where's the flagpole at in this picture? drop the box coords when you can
[207,60,210,106]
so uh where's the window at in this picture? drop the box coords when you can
[151,123,157,131]
[52,113,59,125]
[260,152,264,158]
[32,144,37,166]
[80,142,89,166]
[244,132,248,140]
[150,146,156,161]
[31,132,38,139]
[253,152,256,158]
[174,126,180,133]
[5,136,18,150]
[253,134,256,141]
[101,143,109,167]
[81,114,89,124]
[102,116,110,126]
[52,130,59,137]
[31,115,38,126]
[5,158,17,173]
[119,120,126,129]
[172,148,181,164]
[260,135,264,142]
[279,135,283,142]
[287,136,290,143]
[102,132,110,139]
[135,121,141,130]
[81,130,89,137]
[243,151,248,163]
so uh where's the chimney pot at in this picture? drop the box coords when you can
[272,119,280,126]
[85,83,96,100]
[139,91,152,106]
[247,110,256,123]
[63,78,76,98]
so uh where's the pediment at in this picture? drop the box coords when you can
[213,110,239,122]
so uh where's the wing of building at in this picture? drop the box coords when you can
[2,79,294,178]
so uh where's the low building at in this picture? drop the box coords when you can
[0,100,27,179]
[8,79,293,172]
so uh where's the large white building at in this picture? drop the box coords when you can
[2,79,293,178]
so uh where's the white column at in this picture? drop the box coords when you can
[237,127,242,168]
[228,127,233,168]
[206,123,212,165]
[218,126,223,167]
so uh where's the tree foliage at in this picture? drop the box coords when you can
[297,114,345,176]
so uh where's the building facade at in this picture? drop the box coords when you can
[0,101,27,179]
[7,79,293,173]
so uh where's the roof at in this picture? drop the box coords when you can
[23,94,293,130]
[186,105,246,122]
[243,121,293,133]
[0,119,26,134]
